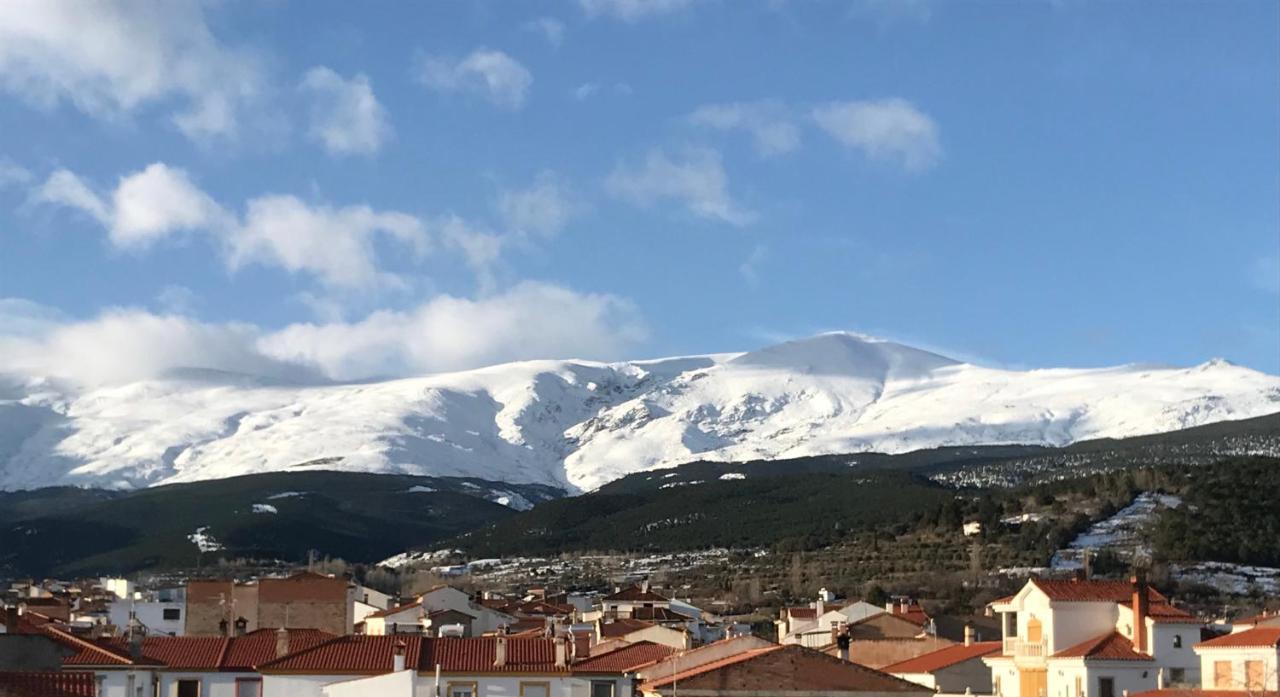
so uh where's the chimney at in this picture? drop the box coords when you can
[964,624,975,647]
[2,606,19,632]
[234,617,248,637]
[393,640,407,672]
[836,623,851,663]
[218,618,229,637]
[816,593,826,618]
[640,579,650,594]
[1131,574,1150,654]
[275,627,290,658]
[494,635,507,667]
[554,635,568,667]
[885,601,894,613]
[126,612,144,660]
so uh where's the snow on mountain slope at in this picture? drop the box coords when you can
[0,333,1277,492]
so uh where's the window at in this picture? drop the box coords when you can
[1214,660,1232,688]
[1097,677,1115,697]
[1245,660,1264,690]
[163,608,181,621]
[993,676,1001,696]
[520,682,550,697]
[235,678,262,697]
[447,682,477,697]
[177,679,201,697]
[591,681,616,697]
[1169,668,1186,685]
[1074,675,1083,697]
[1172,634,1182,648]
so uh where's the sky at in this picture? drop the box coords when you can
[0,0,1277,386]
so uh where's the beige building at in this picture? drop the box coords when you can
[185,572,353,636]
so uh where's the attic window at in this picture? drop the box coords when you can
[1173,634,1182,648]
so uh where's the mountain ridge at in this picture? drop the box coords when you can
[1,332,1277,492]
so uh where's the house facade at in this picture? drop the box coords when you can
[983,577,1203,697]
[1194,626,1279,692]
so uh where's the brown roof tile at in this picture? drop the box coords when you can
[1196,626,1280,649]
[883,642,1002,673]
[642,644,928,692]
[1052,631,1152,661]
[573,641,675,673]
[0,671,98,697]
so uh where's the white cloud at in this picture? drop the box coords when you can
[524,17,566,48]
[417,48,532,110]
[572,82,632,101]
[579,0,697,21]
[606,147,755,226]
[260,282,647,380]
[0,307,317,386]
[739,244,767,285]
[498,171,579,237]
[231,196,428,290]
[0,158,32,188]
[33,162,427,290]
[436,215,506,293]
[0,0,264,141]
[689,101,800,157]
[34,163,229,249]
[155,285,199,316]
[299,67,391,156]
[811,98,941,171]
[1,285,647,386]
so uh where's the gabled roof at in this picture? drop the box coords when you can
[0,671,97,697]
[890,603,930,627]
[1145,602,1200,624]
[258,635,570,674]
[572,641,675,672]
[641,644,928,692]
[42,625,161,668]
[1052,631,1152,661]
[1029,578,1167,604]
[366,600,423,619]
[883,642,1002,674]
[219,629,336,670]
[1196,626,1280,649]
[599,618,660,639]
[628,607,693,623]
[93,628,337,672]
[786,607,817,619]
[603,585,670,603]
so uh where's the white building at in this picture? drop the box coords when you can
[108,598,186,637]
[983,577,1203,697]
[1194,626,1279,691]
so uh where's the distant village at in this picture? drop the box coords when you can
[0,568,1276,697]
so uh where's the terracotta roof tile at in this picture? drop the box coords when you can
[0,671,98,697]
[1196,626,1280,649]
[366,600,422,619]
[883,642,1002,673]
[628,607,692,623]
[573,641,675,672]
[599,618,658,639]
[1131,690,1279,697]
[220,629,336,670]
[1052,631,1152,661]
[642,644,927,692]
[787,608,817,619]
[259,636,569,674]
[1030,579,1167,604]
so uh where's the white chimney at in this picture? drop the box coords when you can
[393,640,407,672]
[275,628,290,658]
[640,580,650,594]
[554,635,568,667]
[964,624,974,647]
[816,594,825,617]
[494,635,507,667]
[885,601,894,613]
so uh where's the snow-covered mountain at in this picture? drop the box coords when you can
[1,332,1277,493]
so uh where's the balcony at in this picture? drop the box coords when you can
[1003,638,1047,658]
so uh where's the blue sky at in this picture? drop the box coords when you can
[0,0,1277,383]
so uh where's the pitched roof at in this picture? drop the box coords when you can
[92,628,337,672]
[890,603,930,627]
[883,641,1002,674]
[1196,626,1280,649]
[1235,610,1280,627]
[641,644,928,692]
[599,618,659,639]
[628,607,693,623]
[258,635,569,674]
[603,585,670,603]
[787,607,817,619]
[572,641,675,672]
[1030,578,1167,604]
[219,629,336,670]
[0,671,98,697]
[1131,690,1280,697]
[366,600,422,619]
[1145,602,1200,624]
[1052,631,1152,661]
[41,626,160,668]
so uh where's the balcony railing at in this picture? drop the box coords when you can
[1003,638,1047,658]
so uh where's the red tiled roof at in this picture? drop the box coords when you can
[1131,690,1280,697]
[1196,626,1280,649]
[629,607,693,623]
[1236,610,1280,626]
[220,629,336,670]
[599,618,659,639]
[988,595,1015,606]
[787,607,817,619]
[1146,603,1200,624]
[573,641,676,672]
[1052,631,1152,661]
[642,644,927,692]
[42,626,159,668]
[883,642,1002,674]
[0,671,98,697]
[891,604,930,627]
[1030,578,1167,604]
[259,636,569,674]
[603,586,670,603]
[366,600,422,619]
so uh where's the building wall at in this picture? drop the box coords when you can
[92,670,158,697]
[851,637,954,669]
[1146,624,1200,685]
[156,671,259,697]
[1198,647,1280,691]
[324,670,414,697]
[1042,602,1116,656]
[1052,661,1157,697]
[894,671,939,689]
[109,599,186,636]
[935,657,997,694]
[259,599,348,636]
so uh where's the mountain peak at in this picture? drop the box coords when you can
[727,332,961,380]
